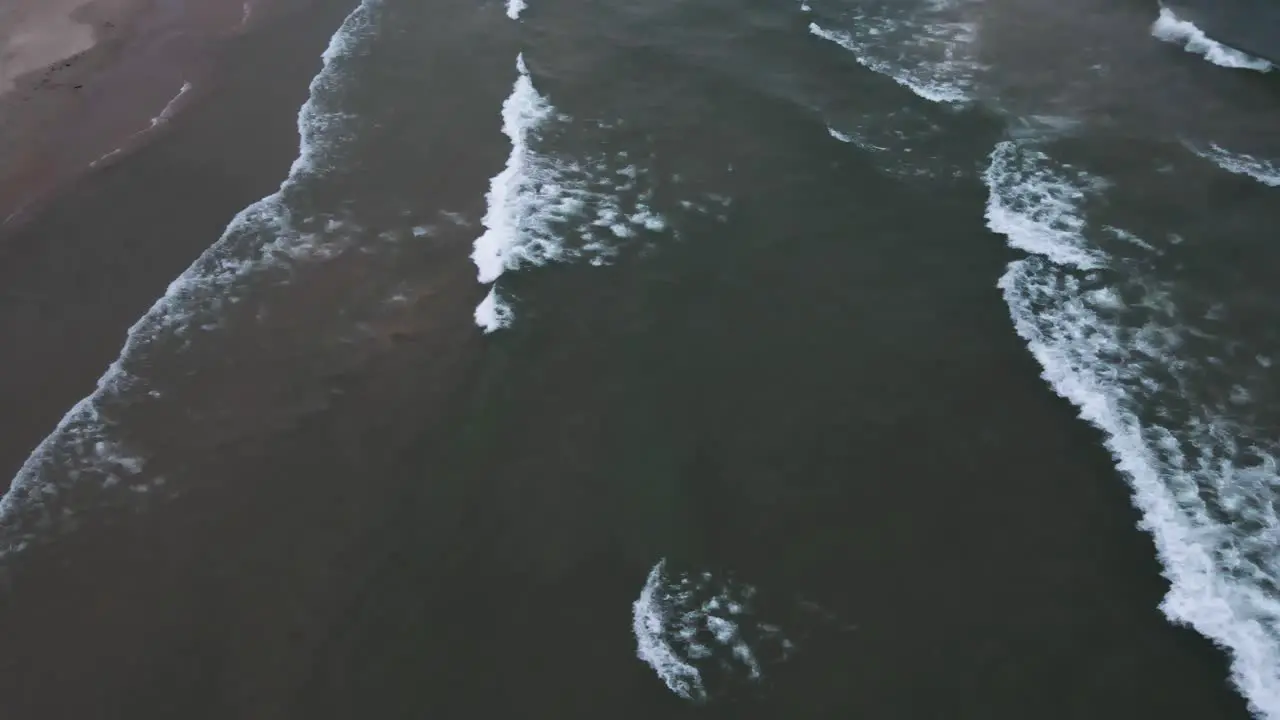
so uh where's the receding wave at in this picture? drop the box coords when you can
[986,140,1280,720]
[0,0,384,558]
[1151,7,1273,72]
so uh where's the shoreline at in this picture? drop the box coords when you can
[0,0,360,486]
[0,0,271,231]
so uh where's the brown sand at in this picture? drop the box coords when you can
[0,0,268,230]
[0,0,102,92]
[0,3,368,713]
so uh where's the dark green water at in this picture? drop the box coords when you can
[2,0,1280,717]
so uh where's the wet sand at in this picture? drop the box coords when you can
[0,0,347,484]
[0,0,267,229]
[0,0,493,713]
[0,1,349,716]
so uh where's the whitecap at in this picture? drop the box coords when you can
[468,56,675,331]
[474,286,514,333]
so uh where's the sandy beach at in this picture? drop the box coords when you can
[0,0,108,92]
[0,0,266,229]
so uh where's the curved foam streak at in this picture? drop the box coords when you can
[632,559,794,703]
[1152,8,1272,72]
[633,560,707,701]
[809,23,970,103]
[470,54,552,286]
[0,0,383,557]
[474,285,513,332]
[1189,143,1280,187]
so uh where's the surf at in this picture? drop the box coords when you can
[0,0,385,559]
[469,55,673,333]
[805,0,983,105]
[986,139,1280,720]
[1152,7,1273,72]
[1186,142,1280,187]
[632,559,796,703]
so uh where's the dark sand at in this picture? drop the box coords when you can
[0,0,345,483]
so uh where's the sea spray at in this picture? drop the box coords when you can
[1186,142,1280,187]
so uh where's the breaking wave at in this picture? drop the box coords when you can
[470,55,674,332]
[0,0,386,557]
[987,139,1280,720]
[1152,8,1272,73]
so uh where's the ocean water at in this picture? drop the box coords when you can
[5,0,1280,716]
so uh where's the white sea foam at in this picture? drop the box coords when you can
[149,81,194,129]
[987,139,1280,720]
[807,0,981,105]
[471,54,554,288]
[506,0,526,20]
[1,0,383,557]
[826,124,888,152]
[1189,143,1280,187]
[632,560,794,703]
[474,286,513,333]
[470,56,671,331]
[983,142,1107,270]
[826,125,854,144]
[1152,7,1272,73]
[88,80,195,169]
